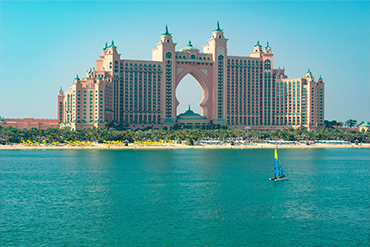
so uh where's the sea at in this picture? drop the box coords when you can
[1,148,369,246]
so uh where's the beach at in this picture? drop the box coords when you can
[1,143,369,150]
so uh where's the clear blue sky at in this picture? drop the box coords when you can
[0,1,369,122]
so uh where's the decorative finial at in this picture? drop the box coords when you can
[75,74,80,80]
[255,40,261,47]
[213,21,223,32]
[110,40,117,48]
[103,42,108,50]
[162,25,172,35]
[307,68,311,73]
[188,40,193,47]
[59,87,63,93]
[266,41,271,49]
[188,105,191,111]
[319,75,322,80]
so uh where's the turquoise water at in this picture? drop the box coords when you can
[1,148,369,246]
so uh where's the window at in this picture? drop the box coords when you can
[264,60,271,70]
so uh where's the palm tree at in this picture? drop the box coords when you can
[345,119,357,128]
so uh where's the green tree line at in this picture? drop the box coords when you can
[324,119,358,129]
[0,125,369,144]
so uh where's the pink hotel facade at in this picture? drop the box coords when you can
[58,23,324,130]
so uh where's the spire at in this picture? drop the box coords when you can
[255,40,261,47]
[59,87,63,93]
[213,21,223,32]
[161,25,172,36]
[188,104,191,111]
[75,74,80,80]
[103,42,108,50]
[188,40,193,47]
[265,41,271,49]
[319,75,322,80]
[109,40,117,48]
[306,69,314,78]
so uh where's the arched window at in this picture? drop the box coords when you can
[166,52,172,58]
[264,59,271,70]
[191,54,196,59]
[218,35,221,38]
[166,39,169,43]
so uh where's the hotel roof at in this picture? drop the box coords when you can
[181,41,198,51]
[358,121,370,127]
[177,106,202,117]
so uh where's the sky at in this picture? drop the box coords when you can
[0,0,369,123]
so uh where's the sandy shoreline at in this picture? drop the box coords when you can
[1,143,369,150]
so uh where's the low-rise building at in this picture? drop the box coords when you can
[357,121,370,132]
[0,117,58,130]
[176,106,210,129]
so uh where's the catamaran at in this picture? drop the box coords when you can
[269,149,288,181]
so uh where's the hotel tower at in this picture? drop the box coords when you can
[58,23,324,130]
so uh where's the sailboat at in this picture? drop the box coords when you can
[269,149,289,181]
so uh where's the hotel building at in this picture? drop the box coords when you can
[58,23,324,130]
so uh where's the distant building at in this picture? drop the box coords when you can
[0,117,58,130]
[58,22,324,130]
[357,121,370,132]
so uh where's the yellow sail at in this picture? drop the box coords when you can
[274,148,279,161]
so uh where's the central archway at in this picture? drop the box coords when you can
[174,68,210,117]
[175,74,203,115]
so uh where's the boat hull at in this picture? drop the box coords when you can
[269,177,289,181]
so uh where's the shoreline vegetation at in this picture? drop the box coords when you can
[1,142,369,150]
[0,125,369,150]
